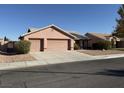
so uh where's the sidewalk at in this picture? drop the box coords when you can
[0,52,124,70]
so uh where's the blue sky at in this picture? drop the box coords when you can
[0,4,121,40]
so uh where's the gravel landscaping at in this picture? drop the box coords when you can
[0,54,36,63]
[78,50,124,56]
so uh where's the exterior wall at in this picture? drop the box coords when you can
[71,39,74,50]
[24,27,72,40]
[85,33,105,48]
[23,27,75,51]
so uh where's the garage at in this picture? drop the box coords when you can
[29,39,44,52]
[47,39,69,51]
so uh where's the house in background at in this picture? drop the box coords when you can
[0,38,8,52]
[85,32,120,48]
[0,38,15,53]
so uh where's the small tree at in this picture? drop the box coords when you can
[15,40,31,54]
[27,29,31,33]
[4,36,9,41]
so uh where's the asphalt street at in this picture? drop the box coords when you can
[0,57,124,88]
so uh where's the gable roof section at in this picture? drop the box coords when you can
[86,32,111,40]
[20,24,77,39]
[70,32,90,40]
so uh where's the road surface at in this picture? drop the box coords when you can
[0,57,124,88]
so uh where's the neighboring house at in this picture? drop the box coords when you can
[0,38,8,52]
[85,32,120,48]
[19,24,76,52]
[0,38,15,52]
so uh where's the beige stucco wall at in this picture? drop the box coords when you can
[23,27,75,51]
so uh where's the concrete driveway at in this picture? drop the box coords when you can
[31,51,94,65]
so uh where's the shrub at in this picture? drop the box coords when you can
[15,40,31,54]
[93,41,112,50]
[74,43,80,50]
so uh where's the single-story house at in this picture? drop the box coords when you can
[19,24,123,52]
[85,32,120,48]
[19,24,76,52]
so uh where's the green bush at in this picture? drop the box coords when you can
[93,41,112,50]
[15,40,31,54]
[74,43,80,50]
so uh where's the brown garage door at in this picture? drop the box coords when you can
[47,39,68,51]
[29,39,44,52]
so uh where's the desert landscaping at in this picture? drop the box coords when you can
[0,54,35,63]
